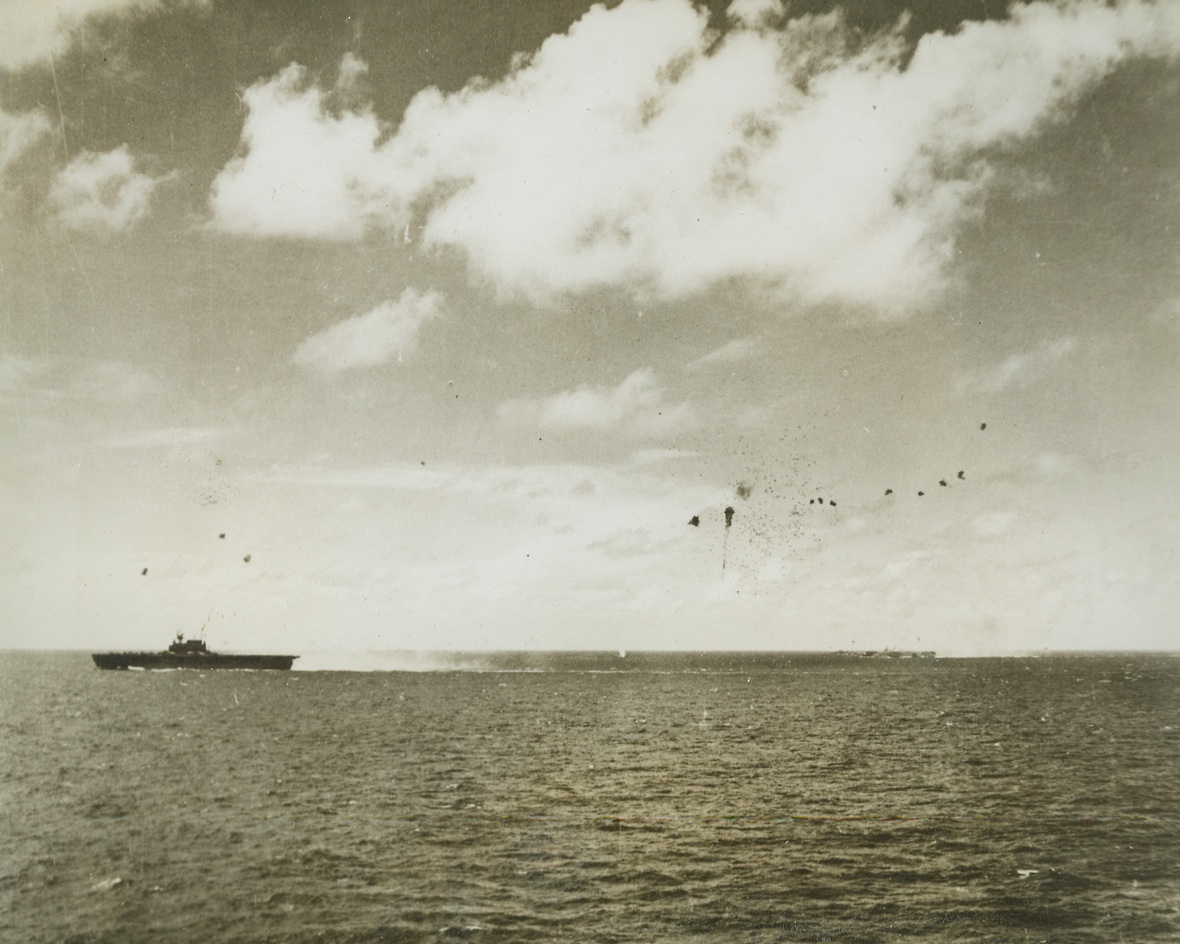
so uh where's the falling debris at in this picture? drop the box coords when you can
[957,471,965,480]
[939,479,948,487]
[830,501,837,507]
[818,497,824,504]
[809,499,815,505]
[141,568,148,576]
[243,554,252,563]
[219,533,225,539]
[722,506,735,571]
[688,515,700,527]
[980,422,987,430]
[885,488,893,496]
[918,491,925,497]
[735,482,753,500]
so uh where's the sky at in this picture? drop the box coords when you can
[1,0,1178,656]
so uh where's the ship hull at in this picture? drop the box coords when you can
[92,652,296,670]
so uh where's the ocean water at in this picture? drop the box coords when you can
[1,651,1178,944]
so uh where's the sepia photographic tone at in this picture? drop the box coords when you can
[2,0,1178,941]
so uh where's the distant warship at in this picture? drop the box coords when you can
[92,634,297,671]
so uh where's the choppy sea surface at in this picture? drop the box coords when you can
[2,651,1178,944]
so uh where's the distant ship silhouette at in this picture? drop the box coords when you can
[92,634,297,671]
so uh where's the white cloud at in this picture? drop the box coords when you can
[686,338,757,370]
[1150,297,1180,336]
[0,356,160,404]
[499,368,696,438]
[209,63,388,240]
[972,510,1018,537]
[1033,451,1076,477]
[49,146,169,232]
[727,0,785,29]
[0,107,50,181]
[208,0,1180,315]
[243,457,726,648]
[0,356,49,409]
[0,0,207,72]
[68,361,161,401]
[255,459,719,578]
[881,550,929,581]
[956,337,1077,395]
[105,426,227,449]
[292,288,443,372]
[629,447,698,466]
[335,52,368,93]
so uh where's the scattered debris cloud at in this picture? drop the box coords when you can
[683,419,986,573]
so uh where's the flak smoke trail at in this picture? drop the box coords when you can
[723,506,735,571]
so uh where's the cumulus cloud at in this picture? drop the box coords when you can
[207,0,1180,314]
[335,51,369,93]
[727,0,785,29]
[0,107,51,181]
[292,288,443,372]
[49,146,169,232]
[0,0,208,72]
[956,337,1077,395]
[209,63,387,240]
[499,368,696,438]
